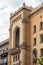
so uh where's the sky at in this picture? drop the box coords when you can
[0,0,43,42]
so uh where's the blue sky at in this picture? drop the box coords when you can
[0,0,43,42]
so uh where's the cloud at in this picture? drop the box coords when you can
[0,6,8,10]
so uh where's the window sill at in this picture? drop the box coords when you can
[33,45,36,46]
[40,42,43,43]
[33,32,36,34]
[40,28,43,31]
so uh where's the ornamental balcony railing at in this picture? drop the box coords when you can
[9,47,20,55]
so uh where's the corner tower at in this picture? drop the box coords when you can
[8,3,32,65]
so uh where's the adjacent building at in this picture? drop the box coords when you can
[0,39,9,65]
[8,2,43,65]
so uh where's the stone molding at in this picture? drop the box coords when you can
[12,15,22,23]
[8,47,20,55]
[8,42,30,55]
[29,7,43,18]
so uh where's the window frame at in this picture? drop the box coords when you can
[40,22,43,30]
[33,38,36,46]
[40,49,43,57]
[40,34,43,43]
[34,25,36,34]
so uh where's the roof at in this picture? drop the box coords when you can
[10,2,43,19]
[0,38,9,46]
[10,3,34,19]
[29,2,43,16]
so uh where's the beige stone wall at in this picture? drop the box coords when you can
[8,4,43,65]
[8,8,31,65]
[30,9,43,65]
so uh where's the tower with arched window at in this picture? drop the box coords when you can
[8,3,31,65]
[8,2,43,65]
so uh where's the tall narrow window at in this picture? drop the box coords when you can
[15,28,20,47]
[33,49,37,58]
[34,25,36,33]
[40,49,43,57]
[13,54,20,62]
[40,22,43,30]
[40,34,43,43]
[33,38,36,46]
[33,49,37,63]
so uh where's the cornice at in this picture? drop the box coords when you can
[10,3,32,19]
[29,5,43,17]
[0,39,9,47]
[10,8,31,19]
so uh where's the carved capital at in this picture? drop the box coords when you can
[22,18,28,24]
[20,42,30,50]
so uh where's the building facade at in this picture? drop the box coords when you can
[0,39,9,65]
[8,3,43,65]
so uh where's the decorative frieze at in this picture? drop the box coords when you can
[12,15,22,23]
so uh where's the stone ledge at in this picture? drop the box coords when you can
[8,47,20,55]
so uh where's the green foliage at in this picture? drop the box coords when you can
[38,58,43,65]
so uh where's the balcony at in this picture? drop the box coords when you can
[9,47,20,55]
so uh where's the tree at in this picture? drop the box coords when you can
[38,58,43,65]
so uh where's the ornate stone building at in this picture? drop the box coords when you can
[0,39,9,65]
[8,3,43,65]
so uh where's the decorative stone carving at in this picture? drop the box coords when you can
[12,15,22,23]
[22,18,28,24]
[8,47,20,55]
[20,42,30,50]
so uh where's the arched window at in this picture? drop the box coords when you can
[15,27,20,47]
[33,48,37,63]
[33,49,37,58]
